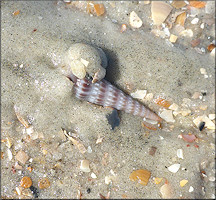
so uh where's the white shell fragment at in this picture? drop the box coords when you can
[151,1,173,26]
[80,160,91,172]
[191,18,199,24]
[177,149,184,159]
[208,114,215,120]
[193,115,215,130]
[179,29,193,37]
[91,172,97,179]
[168,164,180,173]
[169,103,179,111]
[129,11,143,28]
[130,90,147,99]
[160,110,175,123]
[64,43,107,82]
[189,186,194,192]
[200,68,207,75]
[7,149,13,160]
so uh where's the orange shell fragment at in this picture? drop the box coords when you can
[175,12,186,26]
[154,97,171,108]
[189,1,206,9]
[94,4,105,16]
[129,169,151,186]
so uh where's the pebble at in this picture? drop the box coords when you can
[20,176,32,188]
[168,164,180,173]
[169,103,179,111]
[38,178,50,189]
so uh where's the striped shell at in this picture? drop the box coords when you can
[72,77,161,122]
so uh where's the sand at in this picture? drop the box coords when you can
[1,1,215,199]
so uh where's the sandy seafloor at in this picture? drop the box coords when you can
[1,1,215,199]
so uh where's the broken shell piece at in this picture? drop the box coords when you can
[193,115,215,130]
[189,186,194,192]
[179,29,193,37]
[91,172,97,179]
[7,149,13,160]
[160,182,173,199]
[169,34,178,43]
[15,150,29,164]
[130,90,147,99]
[64,43,107,82]
[154,177,163,184]
[181,134,197,143]
[180,179,188,187]
[191,18,199,24]
[175,12,186,26]
[151,1,173,26]
[208,114,215,120]
[169,103,179,111]
[129,169,151,186]
[191,92,200,99]
[129,11,143,28]
[171,0,186,9]
[168,164,180,173]
[177,149,184,159]
[160,110,175,123]
[80,160,90,172]
[200,68,207,75]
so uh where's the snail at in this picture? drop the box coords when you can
[62,43,162,129]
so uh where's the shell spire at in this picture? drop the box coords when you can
[71,76,162,124]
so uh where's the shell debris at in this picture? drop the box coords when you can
[129,169,151,186]
[167,163,180,173]
[129,11,143,29]
[180,179,188,187]
[160,110,175,123]
[171,0,186,9]
[80,160,91,172]
[130,90,147,99]
[177,149,184,159]
[151,1,173,26]
[15,150,29,164]
[193,115,215,130]
[160,182,173,199]
[169,34,178,43]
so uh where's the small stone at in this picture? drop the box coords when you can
[38,178,50,189]
[168,164,180,173]
[15,150,29,164]
[180,29,193,37]
[20,176,32,188]
[80,160,91,172]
